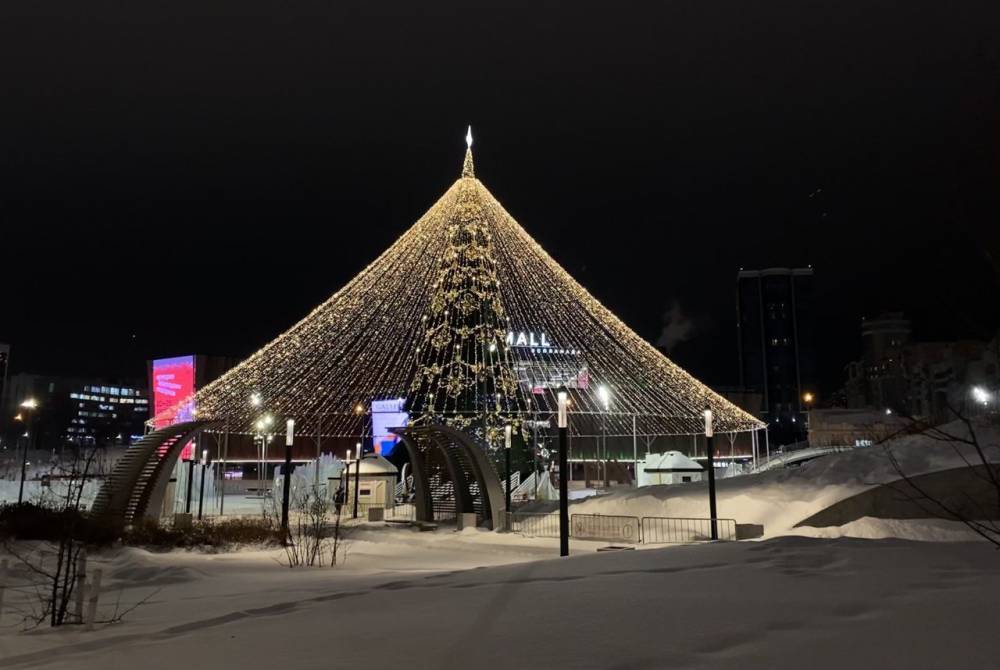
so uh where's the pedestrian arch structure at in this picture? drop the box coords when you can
[396,425,506,529]
[91,420,218,526]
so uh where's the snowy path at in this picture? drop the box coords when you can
[3,531,999,669]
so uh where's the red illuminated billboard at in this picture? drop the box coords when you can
[152,355,196,459]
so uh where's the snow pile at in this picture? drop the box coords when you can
[562,419,1000,538]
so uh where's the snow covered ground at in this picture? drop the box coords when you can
[1,421,997,668]
[2,530,998,669]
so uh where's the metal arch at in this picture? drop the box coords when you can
[91,419,218,526]
[396,425,506,530]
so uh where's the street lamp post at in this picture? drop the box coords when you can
[598,385,611,489]
[281,419,294,537]
[197,449,208,520]
[184,457,195,514]
[504,424,512,514]
[557,388,569,557]
[17,399,38,505]
[704,408,718,540]
[353,441,362,519]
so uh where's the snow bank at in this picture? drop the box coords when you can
[556,420,1000,538]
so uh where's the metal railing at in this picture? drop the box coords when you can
[641,516,737,543]
[504,511,561,537]
[571,513,641,544]
[340,502,417,522]
[502,511,738,544]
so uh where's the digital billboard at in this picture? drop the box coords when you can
[371,398,408,457]
[152,355,196,459]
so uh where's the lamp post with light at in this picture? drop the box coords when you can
[197,449,209,520]
[16,398,38,505]
[557,387,569,557]
[598,385,611,489]
[504,424,512,514]
[704,408,718,540]
[802,392,815,433]
[353,403,366,519]
[280,419,295,536]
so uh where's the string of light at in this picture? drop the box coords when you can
[153,136,764,442]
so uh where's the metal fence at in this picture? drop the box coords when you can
[341,502,417,522]
[571,513,641,544]
[502,512,737,544]
[504,511,561,537]
[641,516,737,543]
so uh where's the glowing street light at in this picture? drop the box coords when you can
[249,392,262,407]
[971,386,992,406]
[17,398,39,504]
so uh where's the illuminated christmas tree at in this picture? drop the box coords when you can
[161,130,764,443]
[409,130,525,446]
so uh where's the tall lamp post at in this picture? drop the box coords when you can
[197,449,209,520]
[16,398,38,505]
[281,419,295,536]
[353,403,366,519]
[352,441,362,519]
[704,408,718,540]
[184,456,195,514]
[598,385,611,489]
[504,424,512,514]
[557,387,569,557]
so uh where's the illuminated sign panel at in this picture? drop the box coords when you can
[152,355,196,459]
[372,398,408,457]
[506,330,588,392]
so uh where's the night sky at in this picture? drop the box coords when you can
[3,0,999,398]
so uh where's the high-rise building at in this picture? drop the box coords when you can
[737,267,816,443]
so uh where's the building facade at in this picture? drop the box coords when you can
[843,312,1000,423]
[2,373,149,452]
[736,267,816,444]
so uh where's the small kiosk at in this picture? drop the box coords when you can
[638,451,704,487]
[339,454,399,510]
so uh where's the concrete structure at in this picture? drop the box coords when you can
[91,419,217,525]
[807,408,907,448]
[638,451,703,486]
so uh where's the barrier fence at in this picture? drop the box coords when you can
[571,514,641,544]
[341,502,417,522]
[505,511,561,537]
[503,512,738,544]
[641,516,737,543]
[343,505,737,544]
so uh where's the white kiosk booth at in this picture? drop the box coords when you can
[638,451,704,487]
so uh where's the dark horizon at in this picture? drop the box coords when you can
[3,0,999,399]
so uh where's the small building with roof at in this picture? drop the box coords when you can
[638,451,704,486]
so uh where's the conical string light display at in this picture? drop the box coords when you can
[155,130,764,443]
